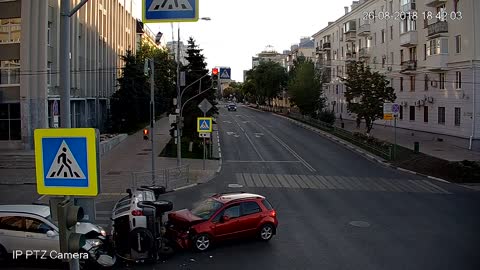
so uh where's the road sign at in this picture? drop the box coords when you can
[34,128,100,196]
[143,0,199,23]
[53,100,59,116]
[392,103,400,117]
[383,103,395,120]
[198,98,213,114]
[197,117,212,133]
[199,132,211,138]
[219,68,231,80]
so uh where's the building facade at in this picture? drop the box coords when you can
[0,0,137,150]
[313,0,480,150]
[136,19,164,50]
[286,38,316,72]
[252,46,288,69]
[166,41,188,66]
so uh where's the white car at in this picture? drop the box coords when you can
[0,205,110,264]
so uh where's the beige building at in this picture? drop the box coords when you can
[0,0,137,150]
[252,46,288,69]
[136,19,164,50]
[286,38,316,72]
[313,0,480,150]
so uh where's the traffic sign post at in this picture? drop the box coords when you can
[143,0,199,22]
[384,103,399,160]
[34,128,100,196]
[197,100,213,170]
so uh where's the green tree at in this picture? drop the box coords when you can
[180,37,218,141]
[110,50,150,133]
[287,59,326,116]
[342,61,396,133]
[246,61,287,105]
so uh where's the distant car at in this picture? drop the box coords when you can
[0,204,111,265]
[227,104,237,111]
[166,192,278,252]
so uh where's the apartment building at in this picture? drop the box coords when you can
[166,41,188,66]
[252,46,289,69]
[286,38,316,72]
[313,0,480,150]
[0,0,137,150]
[136,19,164,50]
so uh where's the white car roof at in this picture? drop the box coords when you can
[0,205,50,218]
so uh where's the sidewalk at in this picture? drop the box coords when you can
[336,119,480,161]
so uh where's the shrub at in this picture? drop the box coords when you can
[318,110,336,125]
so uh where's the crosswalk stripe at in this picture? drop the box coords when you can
[421,180,450,194]
[259,174,273,187]
[96,211,112,215]
[95,216,111,221]
[336,176,355,190]
[362,178,386,191]
[267,174,282,188]
[349,176,369,191]
[328,176,347,190]
[251,174,263,187]
[292,175,309,188]
[315,175,335,189]
[275,174,290,188]
[243,173,254,187]
[300,175,318,189]
[283,175,300,188]
[379,178,404,192]
[307,175,325,189]
[408,180,435,193]
[342,176,363,190]
[393,179,419,193]
[236,173,246,186]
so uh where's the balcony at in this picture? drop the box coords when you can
[425,0,447,7]
[401,60,417,73]
[400,31,418,47]
[427,21,448,38]
[345,52,356,62]
[401,2,416,12]
[344,32,356,42]
[358,47,372,59]
[357,24,370,36]
[322,42,331,50]
[316,46,323,54]
[425,54,448,71]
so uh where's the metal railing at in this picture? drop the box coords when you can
[132,164,190,191]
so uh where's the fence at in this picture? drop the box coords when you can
[131,164,190,192]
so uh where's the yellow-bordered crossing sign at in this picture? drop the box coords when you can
[197,117,213,133]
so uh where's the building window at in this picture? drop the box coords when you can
[455,35,461,53]
[47,62,52,85]
[438,107,445,124]
[454,107,461,126]
[400,77,404,91]
[439,73,445,89]
[455,71,462,89]
[424,44,427,60]
[382,57,386,68]
[47,21,52,45]
[0,103,21,140]
[400,18,416,34]
[0,18,21,44]
[410,76,415,91]
[381,29,385,43]
[389,1,393,13]
[409,106,415,121]
[425,74,429,91]
[390,26,394,40]
[427,38,448,56]
[0,60,20,85]
[374,32,377,45]
[400,105,403,120]
[424,106,428,122]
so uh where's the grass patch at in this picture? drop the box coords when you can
[159,138,219,160]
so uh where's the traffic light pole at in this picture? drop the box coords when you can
[150,60,156,184]
[176,26,182,166]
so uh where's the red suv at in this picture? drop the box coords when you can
[166,192,278,252]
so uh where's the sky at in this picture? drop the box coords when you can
[133,0,356,82]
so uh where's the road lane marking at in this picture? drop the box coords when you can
[242,173,254,187]
[327,176,347,189]
[408,180,437,193]
[393,179,419,193]
[314,175,335,189]
[307,175,326,189]
[236,173,246,186]
[421,180,451,194]
[275,174,291,188]
[96,211,112,215]
[251,174,264,187]
[340,176,362,190]
[259,174,273,187]
[300,175,318,189]
[267,174,283,188]
[292,175,309,188]
[378,178,404,192]
[228,114,264,161]
[333,176,353,190]
[95,216,111,221]
[283,174,300,188]
[347,176,369,191]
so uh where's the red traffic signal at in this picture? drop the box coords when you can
[212,68,219,75]
[143,129,149,140]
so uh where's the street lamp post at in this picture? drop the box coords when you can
[174,17,212,166]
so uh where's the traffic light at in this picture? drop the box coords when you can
[169,123,177,138]
[57,200,86,256]
[143,129,149,140]
[212,68,219,89]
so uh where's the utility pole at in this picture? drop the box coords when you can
[176,25,182,166]
[150,59,156,184]
[59,1,89,269]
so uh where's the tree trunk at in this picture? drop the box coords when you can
[365,117,373,134]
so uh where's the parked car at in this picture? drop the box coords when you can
[166,192,278,252]
[227,103,237,111]
[0,204,115,267]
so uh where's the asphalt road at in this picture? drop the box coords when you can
[3,104,480,270]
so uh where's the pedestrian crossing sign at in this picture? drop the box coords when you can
[34,128,100,196]
[197,117,212,133]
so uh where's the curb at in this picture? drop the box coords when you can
[253,108,453,185]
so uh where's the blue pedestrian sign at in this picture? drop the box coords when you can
[34,128,100,196]
[197,117,213,133]
[143,0,199,23]
[220,68,231,80]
